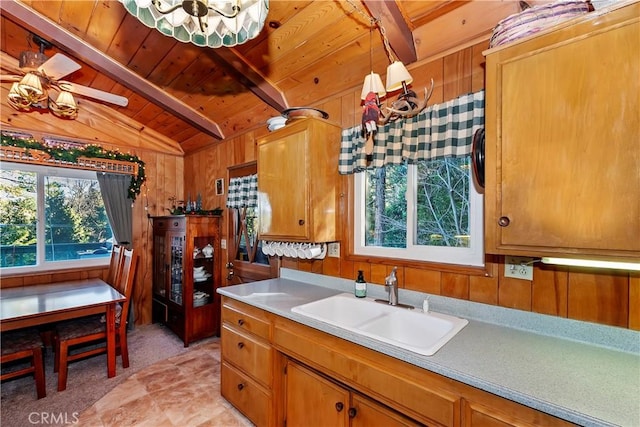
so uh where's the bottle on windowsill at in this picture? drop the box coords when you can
[355,270,367,298]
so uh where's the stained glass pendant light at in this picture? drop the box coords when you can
[120,0,269,48]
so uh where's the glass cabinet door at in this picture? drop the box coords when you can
[152,234,166,297]
[193,236,215,308]
[169,234,184,306]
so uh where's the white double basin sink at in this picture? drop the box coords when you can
[291,293,468,356]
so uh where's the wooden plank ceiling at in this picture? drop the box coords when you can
[0,0,541,154]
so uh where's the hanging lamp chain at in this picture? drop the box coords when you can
[344,0,396,63]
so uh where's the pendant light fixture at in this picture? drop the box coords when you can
[346,0,432,123]
[360,22,386,104]
[120,0,269,48]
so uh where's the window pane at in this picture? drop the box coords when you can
[0,170,37,267]
[416,158,471,248]
[44,176,112,262]
[364,165,407,248]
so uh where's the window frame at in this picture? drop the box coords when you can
[1,162,112,274]
[352,160,485,268]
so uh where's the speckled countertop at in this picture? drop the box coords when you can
[217,269,640,427]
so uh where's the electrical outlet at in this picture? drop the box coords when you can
[504,256,534,280]
[327,242,340,257]
[220,239,226,249]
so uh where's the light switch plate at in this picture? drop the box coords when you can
[220,239,226,249]
[327,242,340,257]
[504,256,534,280]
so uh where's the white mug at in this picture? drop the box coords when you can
[288,243,300,258]
[274,242,284,256]
[282,243,293,257]
[305,244,322,259]
[297,243,310,259]
[266,242,276,256]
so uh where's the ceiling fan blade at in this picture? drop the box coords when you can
[39,53,81,80]
[58,81,129,107]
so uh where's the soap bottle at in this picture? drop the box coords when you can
[355,270,367,298]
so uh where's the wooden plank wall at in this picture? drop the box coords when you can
[185,40,639,331]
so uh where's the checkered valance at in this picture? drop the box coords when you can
[226,174,258,209]
[339,90,485,174]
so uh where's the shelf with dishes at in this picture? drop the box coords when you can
[193,290,211,308]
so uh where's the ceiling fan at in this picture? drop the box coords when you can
[1,35,128,119]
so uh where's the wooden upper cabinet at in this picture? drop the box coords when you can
[483,3,640,261]
[257,117,342,242]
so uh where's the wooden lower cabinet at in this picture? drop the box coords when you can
[220,298,276,426]
[285,359,419,427]
[220,297,575,427]
[221,361,271,427]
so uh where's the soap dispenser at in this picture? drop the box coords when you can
[355,270,367,298]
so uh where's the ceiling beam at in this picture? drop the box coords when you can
[0,0,225,139]
[207,48,289,112]
[363,0,417,64]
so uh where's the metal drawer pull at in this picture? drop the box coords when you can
[237,319,245,326]
[237,383,244,391]
[335,402,343,412]
[348,408,357,418]
[237,342,245,349]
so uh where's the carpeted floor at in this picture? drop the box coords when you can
[1,323,228,427]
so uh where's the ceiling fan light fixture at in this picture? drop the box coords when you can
[8,83,33,110]
[50,91,78,119]
[16,72,47,104]
[55,91,77,109]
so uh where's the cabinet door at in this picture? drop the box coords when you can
[285,360,349,427]
[351,394,420,427]
[485,7,640,258]
[167,231,185,306]
[152,232,167,298]
[258,129,310,240]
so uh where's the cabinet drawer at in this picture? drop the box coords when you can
[222,324,272,387]
[221,361,270,427]
[222,301,271,339]
[153,217,185,231]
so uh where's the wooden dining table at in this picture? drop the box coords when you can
[0,278,125,379]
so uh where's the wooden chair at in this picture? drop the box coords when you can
[54,248,138,391]
[106,244,124,288]
[1,328,46,399]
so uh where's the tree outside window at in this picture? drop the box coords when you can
[1,165,113,269]
[355,157,483,267]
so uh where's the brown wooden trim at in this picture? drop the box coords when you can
[228,161,257,177]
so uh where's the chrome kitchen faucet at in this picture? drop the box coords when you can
[385,267,398,305]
